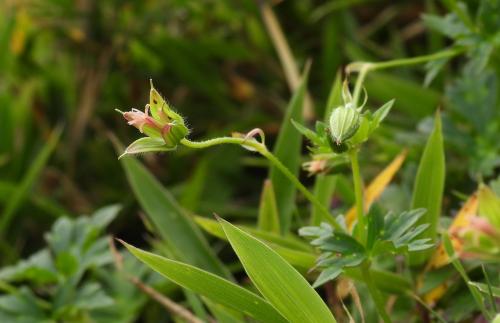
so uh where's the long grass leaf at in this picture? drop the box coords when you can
[257,179,280,234]
[410,111,445,266]
[121,241,287,323]
[118,154,230,278]
[0,126,62,235]
[218,217,337,323]
[269,67,309,234]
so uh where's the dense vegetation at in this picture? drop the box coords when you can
[0,0,499,322]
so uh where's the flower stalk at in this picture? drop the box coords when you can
[181,137,344,232]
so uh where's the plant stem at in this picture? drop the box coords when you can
[361,263,392,323]
[370,47,464,71]
[180,138,344,232]
[349,149,366,244]
[350,47,465,107]
[352,64,371,108]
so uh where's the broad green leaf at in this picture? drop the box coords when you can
[118,153,230,278]
[257,180,280,234]
[0,126,62,235]
[410,112,445,266]
[121,241,287,323]
[269,68,309,234]
[218,218,337,323]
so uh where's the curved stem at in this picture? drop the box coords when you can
[370,47,464,71]
[180,137,251,149]
[361,263,392,323]
[180,138,344,232]
[352,64,370,108]
[350,47,465,107]
[350,149,366,244]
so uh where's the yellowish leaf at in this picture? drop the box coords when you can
[10,9,30,55]
[420,191,478,305]
[346,150,408,229]
[426,192,478,270]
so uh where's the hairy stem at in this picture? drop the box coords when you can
[180,138,344,231]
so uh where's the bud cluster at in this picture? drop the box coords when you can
[119,81,189,150]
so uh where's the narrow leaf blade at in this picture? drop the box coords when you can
[119,154,229,278]
[121,241,287,323]
[410,112,445,266]
[258,180,280,234]
[269,68,309,234]
[218,218,337,323]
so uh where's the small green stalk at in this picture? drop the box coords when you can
[180,138,344,232]
[350,150,390,321]
[350,47,465,106]
[361,262,392,323]
[349,149,366,245]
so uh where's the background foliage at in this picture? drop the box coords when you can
[0,0,498,322]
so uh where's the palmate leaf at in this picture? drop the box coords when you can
[300,223,367,287]
[370,208,434,255]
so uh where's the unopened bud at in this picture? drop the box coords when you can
[328,105,360,150]
[119,80,188,149]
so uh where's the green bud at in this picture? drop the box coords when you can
[328,105,360,147]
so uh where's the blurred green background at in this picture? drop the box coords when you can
[2,0,499,258]
[0,0,498,320]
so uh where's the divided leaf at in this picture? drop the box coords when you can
[300,223,366,286]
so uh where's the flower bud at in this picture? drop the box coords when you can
[328,105,360,149]
[119,81,188,149]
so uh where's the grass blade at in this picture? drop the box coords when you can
[121,241,287,323]
[365,72,440,118]
[0,126,62,235]
[194,216,311,252]
[410,111,445,266]
[269,67,309,234]
[258,179,280,234]
[119,154,229,278]
[218,217,337,323]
